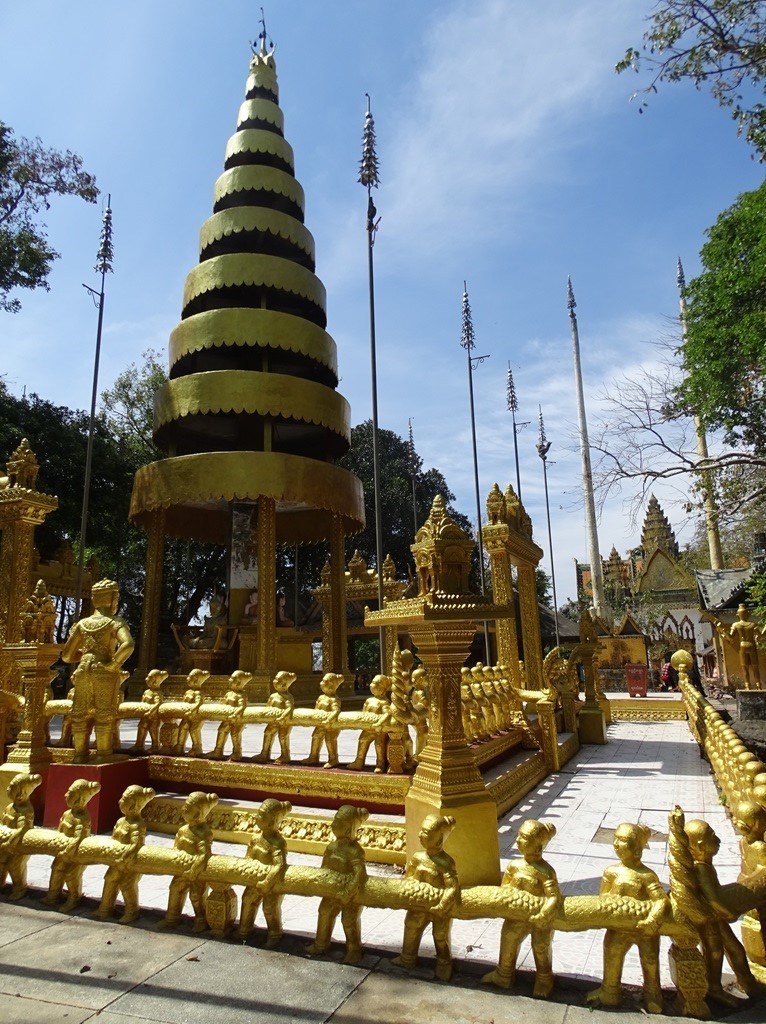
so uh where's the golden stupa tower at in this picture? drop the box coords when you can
[130,32,364,689]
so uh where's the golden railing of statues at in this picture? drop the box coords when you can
[41,659,555,773]
[674,648,766,982]
[2,769,765,1017]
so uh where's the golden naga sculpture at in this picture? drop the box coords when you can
[482,819,561,997]
[238,797,292,945]
[307,804,368,964]
[95,784,156,923]
[127,669,168,754]
[255,670,296,764]
[587,822,670,1014]
[61,578,135,763]
[209,669,252,760]
[42,779,101,911]
[5,769,766,1017]
[347,673,392,772]
[162,791,219,932]
[302,672,344,768]
[392,813,460,981]
[0,771,41,900]
[682,815,762,1002]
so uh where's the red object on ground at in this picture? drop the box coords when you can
[43,759,149,832]
[624,663,648,698]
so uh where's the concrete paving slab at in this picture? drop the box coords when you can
[108,937,369,1024]
[326,966,569,1024]
[0,991,94,1024]
[0,902,62,948]
[0,916,203,1010]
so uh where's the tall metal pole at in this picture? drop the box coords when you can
[536,407,560,647]
[677,258,724,570]
[75,197,113,617]
[359,95,386,671]
[506,364,528,498]
[567,278,606,618]
[461,284,491,663]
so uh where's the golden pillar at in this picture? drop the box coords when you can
[136,508,165,681]
[368,496,511,886]
[575,611,607,744]
[0,496,57,646]
[484,535,520,681]
[518,565,544,691]
[404,618,501,886]
[0,641,58,808]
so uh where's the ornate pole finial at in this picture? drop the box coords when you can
[567,276,576,318]
[676,256,685,290]
[460,281,475,352]
[359,94,380,190]
[506,365,518,414]
[95,196,113,276]
[536,406,551,461]
[251,7,273,56]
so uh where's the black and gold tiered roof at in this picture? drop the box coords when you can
[130,38,364,544]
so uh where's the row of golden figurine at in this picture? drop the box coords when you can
[682,675,766,814]
[2,771,766,1016]
[44,658,533,771]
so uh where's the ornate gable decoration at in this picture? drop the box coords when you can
[411,495,474,597]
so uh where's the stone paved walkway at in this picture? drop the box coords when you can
[2,702,763,1023]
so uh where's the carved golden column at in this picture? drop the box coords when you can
[136,509,165,682]
[483,532,520,680]
[535,694,560,772]
[574,612,607,744]
[327,514,348,676]
[368,496,510,886]
[0,492,58,645]
[0,641,58,809]
[517,564,543,691]
[405,617,500,886]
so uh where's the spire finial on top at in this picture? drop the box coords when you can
[567,276,576,317]
[460,282,475,351]
[95,195,113,276]
[251,7,274,56]
[506,363,518,414]
[359,94,380,190]
[536,405,551,460]
[676,256,685,290]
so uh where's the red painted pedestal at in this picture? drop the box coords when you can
[43,759,150,832]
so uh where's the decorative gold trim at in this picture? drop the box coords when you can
[183,255,325,314]
[225,128,294,170]
[236,98,284,132]
[213,167,304,213]
[609,699,687,722]
[146,755,410,806]
[169,308,337,379]
[143,796,406,865]
[199,209,315,263]
[153,371,350,441]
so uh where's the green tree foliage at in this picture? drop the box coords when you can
[0,379,141,627]
[337,420,474,581]
[100,349,226,636]
[679,180,766,453]
[0,122,98,312]
[618,2,766,158]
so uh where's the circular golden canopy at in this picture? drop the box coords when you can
[130,450,364,545]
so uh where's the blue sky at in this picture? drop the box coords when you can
[1,1,763,603]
